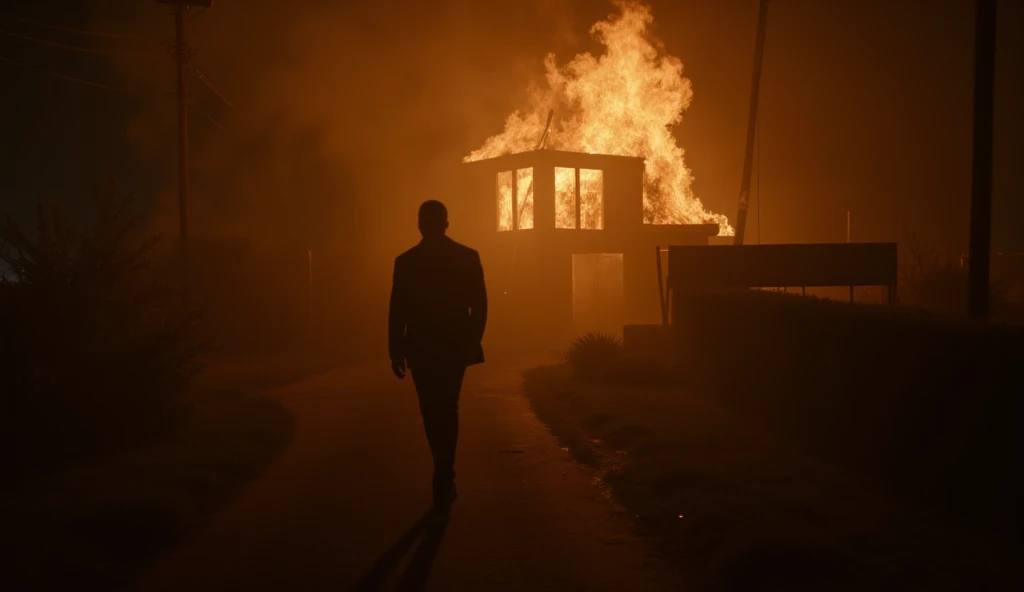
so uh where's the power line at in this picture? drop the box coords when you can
[193,66,235,109]
[0,28,146,56]
[0,55,130,92]
[0,11,141,40]
[192,101,226,131]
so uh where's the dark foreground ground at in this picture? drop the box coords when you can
[10,351,1018,591]
[523,363,1022,591]
[2,350,357,589]
[139,356,685,591]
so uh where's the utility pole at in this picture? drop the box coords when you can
[307,249,314,346]
[158,1,211,290]
[733,0,771,246]
[968,0,997,320]
[847,210,852,302]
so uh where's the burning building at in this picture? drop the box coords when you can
[455,3,729,344]
[460,149,718,344]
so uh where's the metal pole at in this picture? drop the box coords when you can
[307,249,314,345]
[968,0,997,320]
[174,4,190,288]
[733,0,770,246]
[308,250,313,324]
[848,210,853,301]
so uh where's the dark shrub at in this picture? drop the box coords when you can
[0,183,202,481]
[673,287,1023,539]
[899,239,1009,317]
[604,353,677,387]
[566,332,623,380]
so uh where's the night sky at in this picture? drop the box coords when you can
[1,0,1021,261]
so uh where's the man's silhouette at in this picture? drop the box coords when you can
[389,200,487,519]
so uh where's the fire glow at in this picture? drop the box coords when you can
[465,2,733,235]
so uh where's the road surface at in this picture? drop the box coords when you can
[139,357,685,591]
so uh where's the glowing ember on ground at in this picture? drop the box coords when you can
[465,1,733,234]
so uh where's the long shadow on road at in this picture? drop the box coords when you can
[348,511,448,592]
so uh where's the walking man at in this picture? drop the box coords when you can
[389,200,487,519]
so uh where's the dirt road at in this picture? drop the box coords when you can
[139,358,684,591]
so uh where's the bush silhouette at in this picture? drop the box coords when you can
[566,332,623,380]
[1,182,202,481]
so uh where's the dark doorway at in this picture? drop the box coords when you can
[572,253,624,336]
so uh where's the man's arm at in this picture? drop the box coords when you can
[468,251,487,344]
[388,258,407,378]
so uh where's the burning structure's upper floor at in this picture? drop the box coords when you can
[461,149,719,242]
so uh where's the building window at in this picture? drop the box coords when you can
[556,167,603,230]
[555,167,576,228]
[580,168,604,230]
[500,166,600,231]
[516,168,534,229]
[496,171,513,231]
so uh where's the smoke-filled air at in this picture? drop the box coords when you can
[465,2,734,234]
[5,0,1022,589]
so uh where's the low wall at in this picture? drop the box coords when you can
[672,288,1022,538]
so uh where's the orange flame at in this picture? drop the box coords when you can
[465,2,733,235]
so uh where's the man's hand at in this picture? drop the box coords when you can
[391,358,407,379]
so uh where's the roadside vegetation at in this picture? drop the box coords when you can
[524,312,1021,590]
[898,229,1022,323]
[0,184,299,589]
[673,288,1020,529]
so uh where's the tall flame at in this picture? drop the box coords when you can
[465,2,733,234]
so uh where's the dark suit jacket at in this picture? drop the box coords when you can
[388,236,487,367]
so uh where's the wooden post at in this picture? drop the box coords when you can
[511,169,519,231]
[574,167,581,230]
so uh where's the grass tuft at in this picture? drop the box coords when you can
[565,332,623,380]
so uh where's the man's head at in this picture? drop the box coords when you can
[418,200,449,239]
